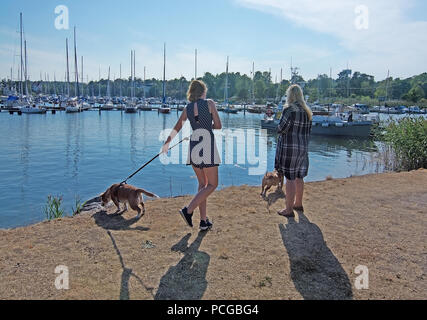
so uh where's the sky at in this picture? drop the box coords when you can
[0,0,426,83]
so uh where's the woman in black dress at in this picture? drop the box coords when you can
[162,80,222,231]
[275,84,312,218]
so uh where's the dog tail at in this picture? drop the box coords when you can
[138,189,160,198]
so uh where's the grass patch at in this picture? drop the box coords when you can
[379,117,427,171]
[44,195,65,221]
[72,195,86,216]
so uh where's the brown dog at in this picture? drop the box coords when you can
[261,170,284,196]
[101,183,159,218]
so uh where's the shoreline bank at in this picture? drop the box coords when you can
[0,170,426,300]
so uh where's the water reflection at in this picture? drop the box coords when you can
[130,115,137,167]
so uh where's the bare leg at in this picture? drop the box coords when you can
[187,166,218,216]
[279,179,295,215]
[294,178,304,208]
[193,167,208,221]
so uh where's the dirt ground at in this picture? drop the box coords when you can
[0,170,426,300]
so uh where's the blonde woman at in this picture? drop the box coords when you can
[275,84,312,218]
[162,80,222,231]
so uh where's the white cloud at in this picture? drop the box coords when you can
[235,0,427,79]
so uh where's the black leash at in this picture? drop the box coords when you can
[120,137,190,185]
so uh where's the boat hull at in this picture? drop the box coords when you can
[124,107,138,113]
[261,120,372,137]
[311,122,372,137]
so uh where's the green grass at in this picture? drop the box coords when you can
[44,195,65,221]
[72,195,86,216]
[380,117,427,171]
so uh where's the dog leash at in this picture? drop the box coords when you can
[120,137,190,185]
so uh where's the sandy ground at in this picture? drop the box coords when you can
[0,170,426,300]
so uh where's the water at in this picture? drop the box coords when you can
[0,109,387,229]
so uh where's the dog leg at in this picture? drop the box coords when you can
[112,199,121,213]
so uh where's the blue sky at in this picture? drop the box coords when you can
[1,0,426,82]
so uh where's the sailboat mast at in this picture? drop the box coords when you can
[20,13,23,97]
[81,56,84,96]
[130,51,134,100]
[252,62,255,105]
[24,40,29,96]
[162,43,166,104]
[74,26,79,98]
[107,66,111,98]
[133,51,136,101]
[385,69,390,105]
[225,56,229,105]
[119,63,122,97]
[98,67,101,97]
[143,66,146,99]
[66,38,70,97]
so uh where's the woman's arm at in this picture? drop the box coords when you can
[208,99,222,130]
[277,108,294,135]
[162,108,188,153]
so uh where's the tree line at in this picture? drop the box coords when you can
[2,70,426,106]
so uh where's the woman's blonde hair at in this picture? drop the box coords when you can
[285,84,312,121]
[187,80,207,102]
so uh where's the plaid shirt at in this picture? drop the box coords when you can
[275,103,312,180]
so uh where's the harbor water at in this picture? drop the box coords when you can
[0,109,397,229]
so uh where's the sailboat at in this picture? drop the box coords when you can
[159,43,171,114]
[100,66,115,110]
[66,27,82,113]
[222,56,238,114]
[125,51,138,113]
[19,13,47,114]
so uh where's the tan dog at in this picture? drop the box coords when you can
[261,170,284,196]
[101,183,159,218]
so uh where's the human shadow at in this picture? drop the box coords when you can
[106,231,154,300]
[155,232,209,300]
[93,210,150,232]
[279,212,353,300]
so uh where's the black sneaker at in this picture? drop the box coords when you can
[200,220,209,231]
[179,207,193,228]
[206,218,213,229]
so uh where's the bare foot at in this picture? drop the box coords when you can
[277,209,295,218]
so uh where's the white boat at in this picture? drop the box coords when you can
[101,100,115,110]
[159,105,171,114]
[65,100,82,113]
[124,103,138,113]
[21,103,47,114]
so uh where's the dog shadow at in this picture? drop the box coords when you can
[155,232,209,300]
[279,212,353,300]
[92,210,150,231]
[106,231,154,300]
[262,188,286,211]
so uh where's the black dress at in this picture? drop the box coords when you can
[186,99,221,169]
